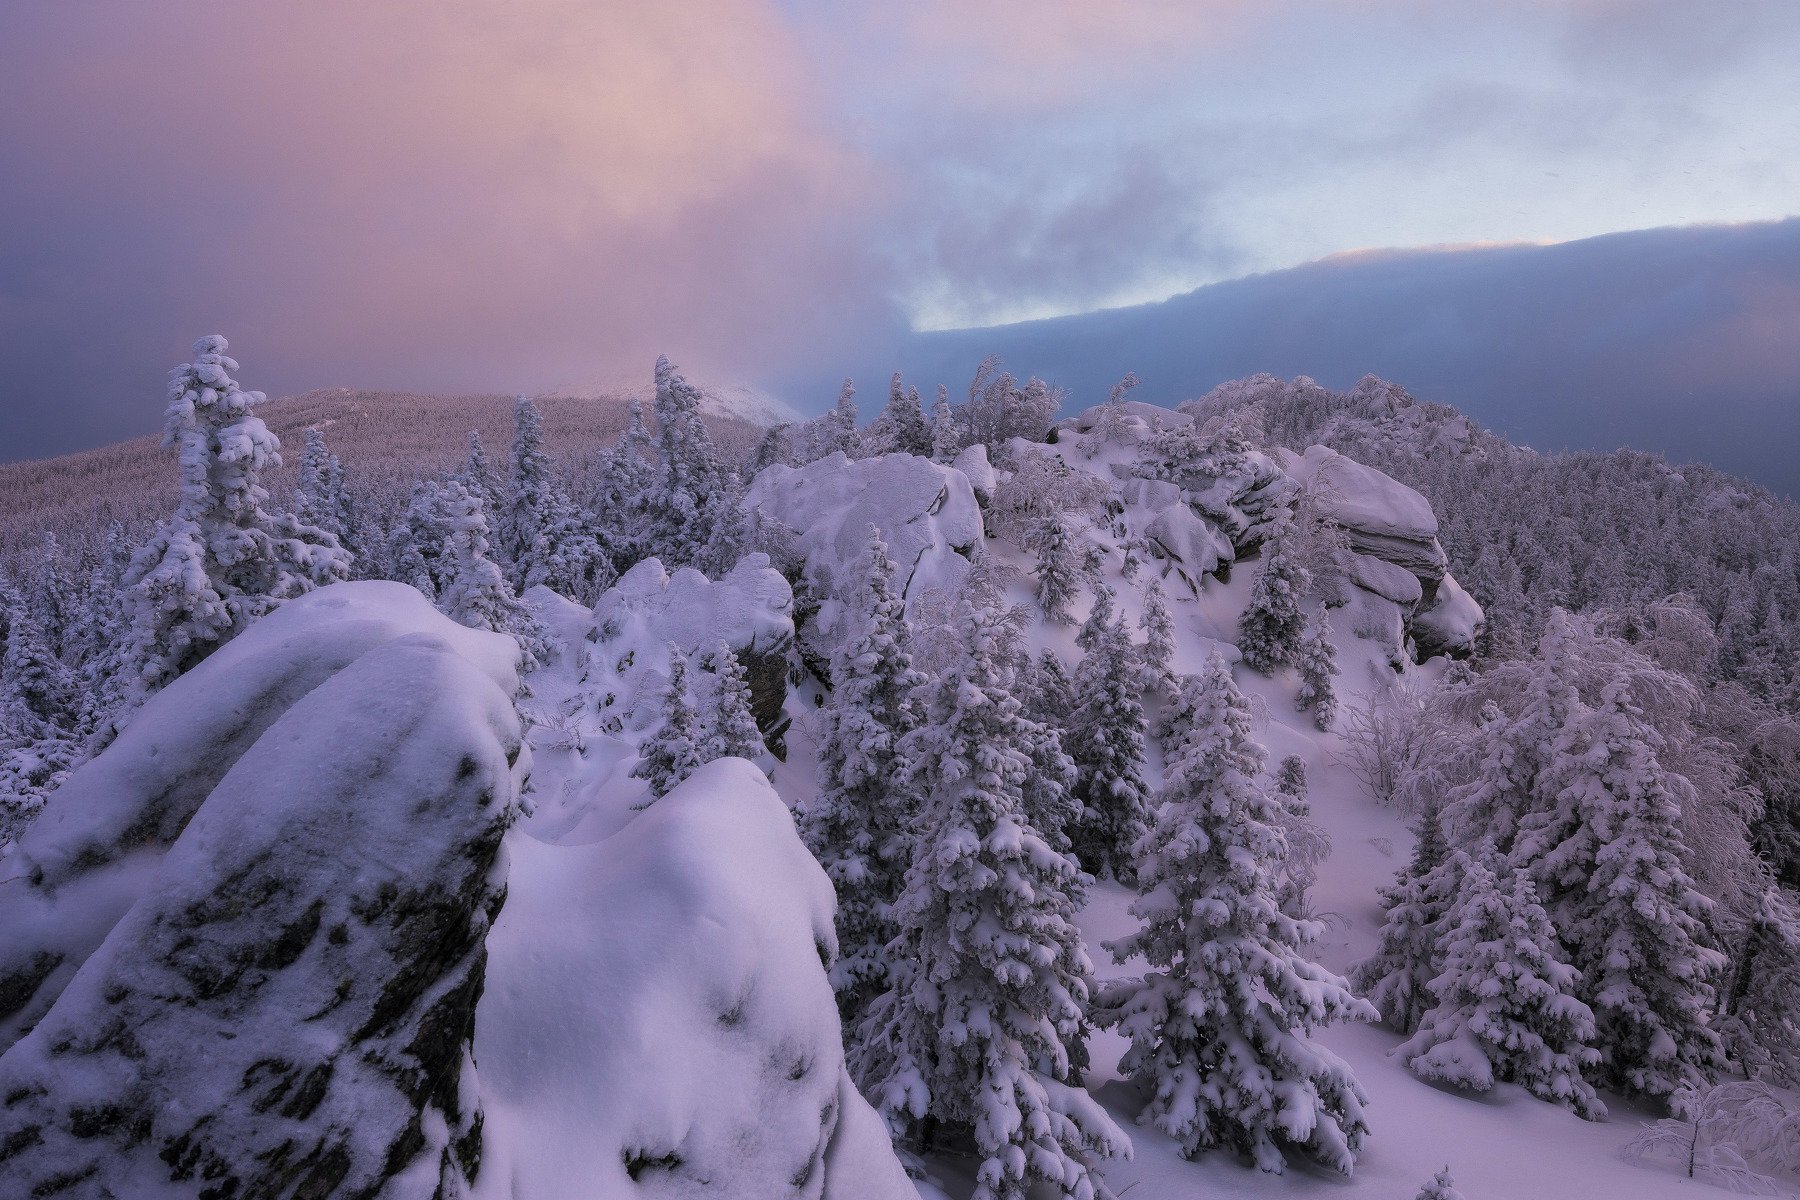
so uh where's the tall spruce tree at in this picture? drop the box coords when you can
[430,481,545,667]
[870,373,931,457]
[632,648,703,800]
[853,599,1127,1200]
[696,641,763,763]
[801,529,925,1021]
[1518,676,1727,1099]
[111,336,348,729]
[1238,509,1310,674]
[1293,615,1339,730]
[929,385,961,464]
[1352,802,1464,1034]
[648,356,727,566]
[1067,608,1151,881]
[295,426,353,559]
[1398,854,1604,1119]
[1097,654,1375,1174]
[1030,512,1087,625]
[1138,577,1177,692]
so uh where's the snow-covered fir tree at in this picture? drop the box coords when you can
[647,356,728,566]
[1414,1167,1466,1200]
[1030,511,1087,625]
[459,429,505,519]
[590,398,658,569]
[1352,802,1464,1034]
[800,528,924,1020]
[695,471,750,579]
[1097,654,1375,1173]
[696,641,762,763]
[502,393,553,572]
[1237,508,1311,674]
[1293,614,1339,730]
[429,481,544,667]
[929,384,961,463]
[1137,577,1177,693]
[110,335,349,728]
[1275,755,1308,803]
[1067,606,1151,881]
[295,426,353,558]
[868,373,931,457]
[632,647,703,800]
[1399,853,1604,1118]
[1516,674,1727,1100]
[503,395,612,602]
[853,598,1127,1200]
[822,378,861,459]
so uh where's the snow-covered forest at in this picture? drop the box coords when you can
[0,337,1796,1200]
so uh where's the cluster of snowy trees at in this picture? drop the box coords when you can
[1353,609,1800,1103]
[1187,372,1800,885]
[799,524,1374,1194]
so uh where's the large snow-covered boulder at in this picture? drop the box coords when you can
[746,451,982,606]
[475,758,914,1200]
[1413,571,1485,659]
[1280,445,1450,582]
[746,451,982,669]
[0,581,520,1053]
[581,554,795,738]
[0,620,527,1198]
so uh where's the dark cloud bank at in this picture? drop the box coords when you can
[815,218,1800,498]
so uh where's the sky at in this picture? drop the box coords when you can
[2,1,1798,474]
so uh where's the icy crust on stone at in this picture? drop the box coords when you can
[475,757,915,1200]
[0,628,526,1200]
[745,450,982,607]
[1279,445,1450,582]
[1414,572,1485,660]
[0,581,520,1052]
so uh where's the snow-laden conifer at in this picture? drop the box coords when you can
[869,373,931,457]
[1352,803,1463,1033]
[1399,854,1604,1119]
[853,598,1128,1200]
[111,336,348,724]
[1031,511,1087,625]
[1067,608,1151,881]
[801,529,925,1020]
[696,641,763,764]
[632,647,703,800]
[929,385,961,463]
[429,481,545,667]
[1098,654,1375,1174]
[1518,675,1727,1099]
[296,426,353,557]
[647,357,727,566]
[1137,577,1177,693]
[1413,1167,1466,1200]
[459,429,505,519]
[1293,615,1339,730]
[1238,507,1310,674]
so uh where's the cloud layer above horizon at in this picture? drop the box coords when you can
[1,1,1797,464]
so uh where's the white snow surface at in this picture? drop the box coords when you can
[475,757,913,1200]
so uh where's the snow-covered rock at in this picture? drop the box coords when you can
[0,611,526,1199]
[1143,504,1236,594]
[1055,398,1193,438]
[475,757,914,1200]
[745,451,981,667]
[952,442,998,505]
[582,554,795,738]
[0,581,519,1054]
[1349,552,1425,608]
[1414,572,1485,659]
[1281,445,1450,582]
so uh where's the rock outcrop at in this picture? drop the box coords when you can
[0,587,527,1199]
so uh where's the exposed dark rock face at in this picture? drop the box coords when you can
[0,583,520,1056]
[0,590,525,1199]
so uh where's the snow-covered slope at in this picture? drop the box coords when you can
[543,369,803,428]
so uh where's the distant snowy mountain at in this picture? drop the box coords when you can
[541,370,803,428]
